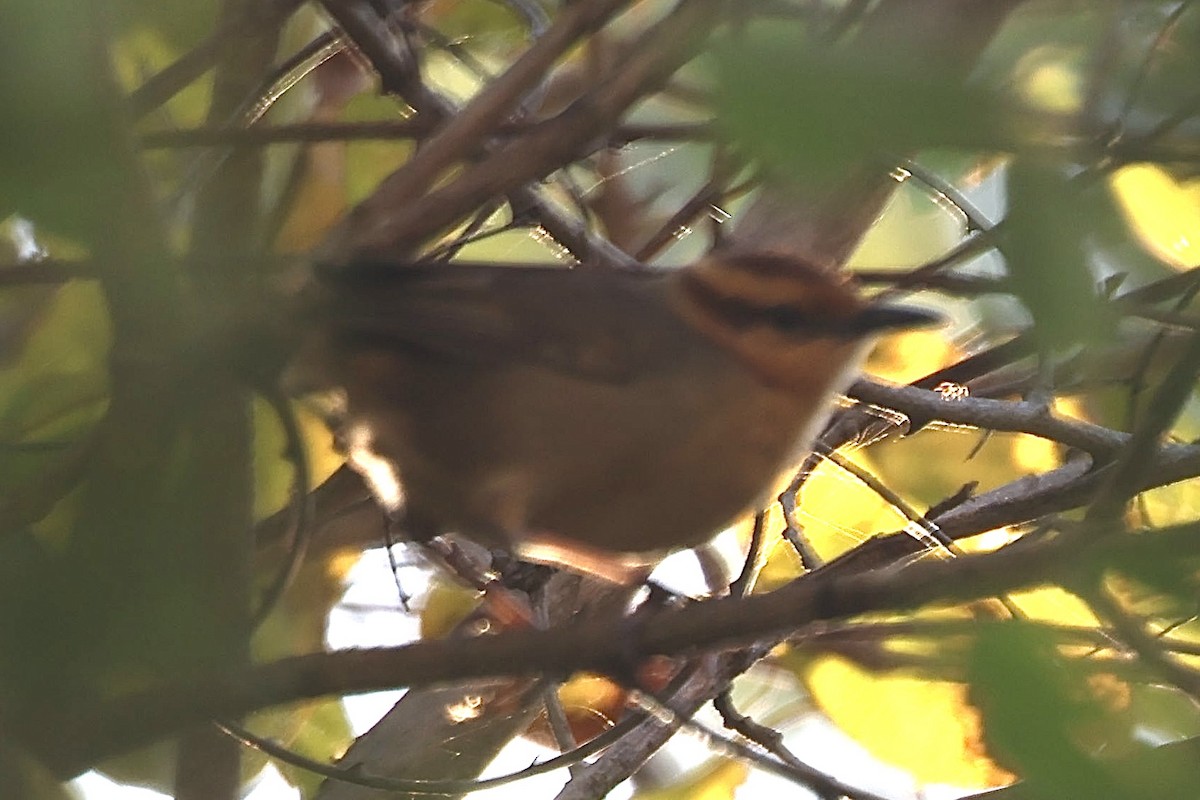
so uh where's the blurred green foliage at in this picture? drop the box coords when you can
[5,1,1200,798]
[713,25,1004,186]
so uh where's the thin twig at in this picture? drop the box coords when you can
[324,0,723,260]
[250,390,313,629]
[140,119,712,148]
[730,512,766,598]
[1086,330,1200,524]
[1083,585,1200,701]
[713,691,894,800]
[847,379,1129,457]
[214,712,640,795]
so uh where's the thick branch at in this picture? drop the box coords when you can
[42,518,1200,775]
[849,378,1129,457]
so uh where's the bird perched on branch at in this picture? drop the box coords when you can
[286,252,936,581]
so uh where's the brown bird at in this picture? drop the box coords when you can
[287,253,936,581]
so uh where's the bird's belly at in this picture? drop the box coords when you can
[511,368,818,553]
[340,352,829,557]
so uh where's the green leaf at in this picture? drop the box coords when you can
[713,28,1004,185]
[111,0,219,50]
[265,700,353,797]
[1003,163,1114,351]
[968,624,1113,798]
[0,2,131,248]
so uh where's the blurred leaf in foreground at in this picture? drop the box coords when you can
[968,624,1113,798]
[713,27,1004,187]
[1003,162,1114,352]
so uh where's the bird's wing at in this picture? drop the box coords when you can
[307,263,677,384]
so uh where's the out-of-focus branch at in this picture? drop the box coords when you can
[726,0,1026,266]
[323,0,723,261]
[47,513,1200,776]
[127,0,304,116]
[333,0,630,212]
[317,0,641,267]
[173,0,297,796]
[140,119,711,147]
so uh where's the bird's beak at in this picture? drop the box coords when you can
[851,304,943,334]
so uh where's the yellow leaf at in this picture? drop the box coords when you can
[802,655,1011,788]
[419,575,482,640]
[1002,586,1098,628]
[526,673,631,747]
[1010,432,1058,474]
[1110,164,1200,269]
[113,27,210,127]
[251,398,343,520]
[1012,46,1084,114]
[756,533,807,592]
[868,328,958,385]
[1137,478,1200,528]
[782,451,913,563]
[0,280,110,438]
[253,545,360,661]
[557,673,625,720]
[251,699,353,797]
[850,180,969,270]
[869,427,1064,524]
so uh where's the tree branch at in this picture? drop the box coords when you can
[41,516,1200,776]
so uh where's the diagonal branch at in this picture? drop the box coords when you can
[326,0,724,260]
[43,515,1200,776]
[338,0,631,208]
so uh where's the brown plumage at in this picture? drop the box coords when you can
[287,254,936,579]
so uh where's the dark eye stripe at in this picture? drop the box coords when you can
[767,304,817,330]
[681,272,858,337]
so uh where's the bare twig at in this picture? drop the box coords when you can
[215,710,641,795]
[343,0,631,209]
[140,119,711,148]
[1085,330,1200,524]
[317,0,642,268]
[324,0,723,260]
[1083,585,1200,701]
[713,691,894,800]
[847,379,1129,457]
